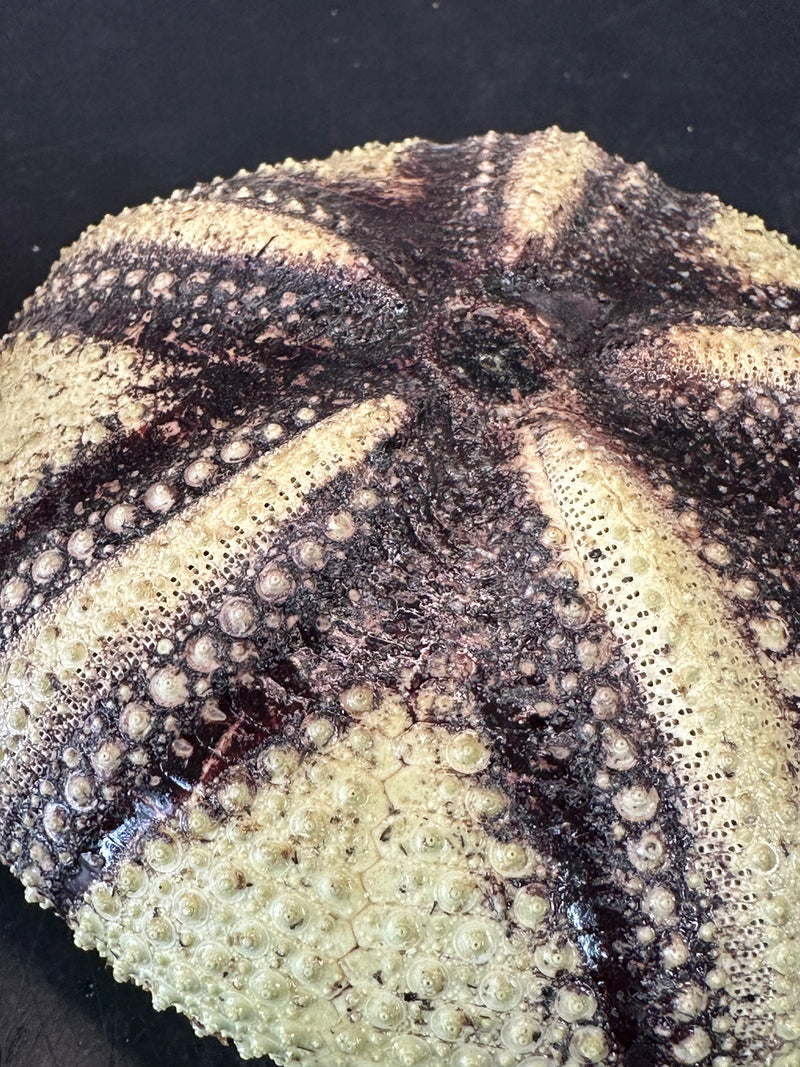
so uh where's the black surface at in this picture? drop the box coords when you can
[1,1,799,1065]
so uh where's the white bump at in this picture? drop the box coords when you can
[144,482,178,513]
[673,982,709,1021]
[407,956,448,997]
[149,666,190,708]
[255,565,295,603]
[533,939,578,977]
[489,839,533,878]
[0,575,30,610]
[95,268,119,288]
[67,528,95,559]
[325,510,356,542]
[555,987,597,1023]
[512,886,550,929]
[750,614,790,652]
[185,633,220,673]
[479,968,522,1012]
[590,685,618,718]
[612,784,659,823]
[217,596,257,637]
[352,487,379,510]
[449,1046,493,1067]
[183,458,217,487]
[43,802,68,837]
[362,992,406,1031]
[453,919,496,964]
[120,702,153,740]
[705,966,728,990]
[31,548,65,584]
[340,685,374,716]
[643,884,676,924]
[104,503,136,534]
[430,1005,465,1042]
[672,1027,712,1065]
[149,271,175,293]
[702,540,731,566]
[91,740,124,778]
[733,576,759,600]
[627,829,667,872]
[220,439,252,464]
[602,726,637,770]
[445,730,490,774]
[292,538,326,570]
[263,422,284,442]
[569,1025,609,1063]
[661,931,690,969]
[65,772,95,810]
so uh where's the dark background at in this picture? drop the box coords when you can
[0,1,798,1064]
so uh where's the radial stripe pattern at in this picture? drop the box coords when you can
[500,128,605,260]
[520,417,800,1054]
[2,129,800,1067]
[705,205,800,289]
[616,325,800,392]
[74,197,374,271]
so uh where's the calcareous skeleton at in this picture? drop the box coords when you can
[1,129,799,1066]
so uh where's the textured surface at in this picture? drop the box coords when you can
[2,128,800,1066]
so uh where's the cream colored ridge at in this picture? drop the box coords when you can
[0,332,155,519]
[706,203,800,289]
[75,196,365,270]
[626,324,800,392]
[518,417,800,1065]
[0,395,408,752]
[309,138,421,190]
[500,127,605,263]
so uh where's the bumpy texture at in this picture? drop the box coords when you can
[2,129,800,1067]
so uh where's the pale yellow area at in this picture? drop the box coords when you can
[629,325,800,392]
[76,197,361,270]
[74,703,585,1065]
[309,138,423,200]
[0,332,153,520]
[518,418,800,1063]
[705,203,800,289]
[500,127,605,263]
[0,396,407,745]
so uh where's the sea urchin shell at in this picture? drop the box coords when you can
[2,129,800,1066]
